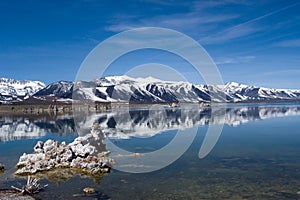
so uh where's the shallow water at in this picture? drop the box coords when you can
[1,104,300,199]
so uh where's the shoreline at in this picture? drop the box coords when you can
[0,101,300,115]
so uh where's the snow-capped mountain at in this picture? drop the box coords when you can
[0,78,45,103]
[1,76,300,104]
[33,75,300,104]
[221,82,300,103]
[34,81,73,98]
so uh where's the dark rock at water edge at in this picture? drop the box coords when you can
[0,163,4,172]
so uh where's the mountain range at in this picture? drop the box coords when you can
[1,75,300,104]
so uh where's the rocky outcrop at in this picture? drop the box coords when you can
[15,124,113,176]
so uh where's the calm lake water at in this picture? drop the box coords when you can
[1,104,300,199]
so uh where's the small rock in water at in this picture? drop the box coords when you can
[83,187,95,194]
[132,153,141,157]
[297,191,300,195]
[0,163,4,172]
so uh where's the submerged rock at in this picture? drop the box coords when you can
[83,187,95,194]
[0,163,4,175]
[28,167,106,184]
[0,189,36,200]
[15,123,113,176]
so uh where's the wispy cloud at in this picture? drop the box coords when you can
[105,24,139,32]
[215,56,255,65]
[106,1,299,46]
[262,69,300,76]
[199,24,261,44]
[105,13,238,33]
[227,2,300,30]
[199,2,300,45]
[275,39,300,47]
[192,0,252,10]
[105,0,243,33]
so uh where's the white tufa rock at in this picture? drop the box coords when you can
[15,123,113,175]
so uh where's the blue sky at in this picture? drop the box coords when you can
[0,0,300,89]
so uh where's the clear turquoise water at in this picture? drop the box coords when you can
[1,104,300,199]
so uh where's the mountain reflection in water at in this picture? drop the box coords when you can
[1,104,300,142]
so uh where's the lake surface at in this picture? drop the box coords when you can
[1,104,300,199]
